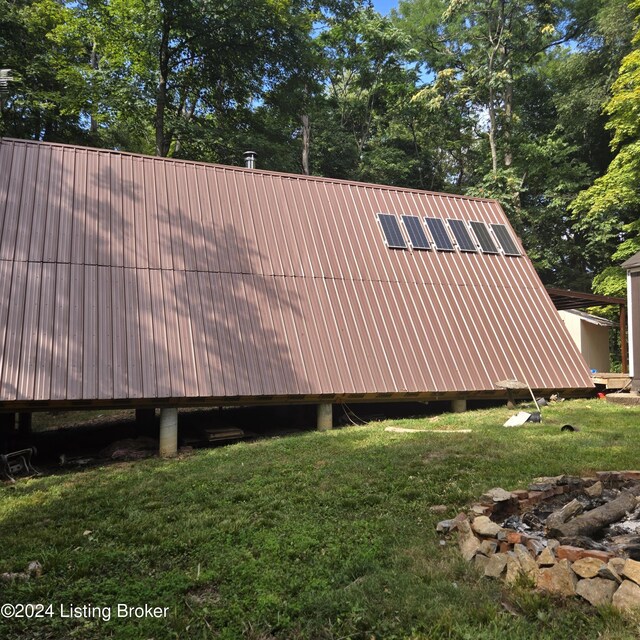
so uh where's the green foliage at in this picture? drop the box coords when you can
[570,0,640,293]
[0,0,637,291]
[592,266,627,297]
[0,0,91,142]
[316,7,426,182]
[2,401,640,638]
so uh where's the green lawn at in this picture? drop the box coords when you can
[1,400,640,639]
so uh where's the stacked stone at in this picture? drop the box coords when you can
[437,472,640,611]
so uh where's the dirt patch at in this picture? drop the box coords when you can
[186,583,221,606]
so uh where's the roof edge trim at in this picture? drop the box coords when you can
[0,137,502,205]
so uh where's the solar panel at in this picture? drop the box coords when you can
[424,217,454,251]
[377,213,407,249]
[447,219,477,252]
[401,215,430,250]
[490,224,521,256]
[469,221,499,254]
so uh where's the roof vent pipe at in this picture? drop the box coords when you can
[243,151,257,169]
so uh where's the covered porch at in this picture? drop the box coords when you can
[546,287,628,389]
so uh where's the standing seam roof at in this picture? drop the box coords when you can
[0,138,593,403]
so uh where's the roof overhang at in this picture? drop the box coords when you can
[558,309,616,327]
[622,251,640,271]
[546,287,626,311]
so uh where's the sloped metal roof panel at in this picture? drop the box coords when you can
[622,251,640,271]
[0,138,593,404]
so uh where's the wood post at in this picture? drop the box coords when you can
[620,303,628,374]
[317,403,333,431]
[452,399,467,413]
[630,271,640,395]
[159,408,178,457]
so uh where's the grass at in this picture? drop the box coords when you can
[1,399,640,639]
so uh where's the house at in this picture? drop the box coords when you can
[622,251,640,395]
[0,138,594,454]
[558,309,614,373]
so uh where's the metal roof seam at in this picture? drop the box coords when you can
[478,199,573,387]
[421,195,479,387]
[99,266,114,399]
[437,197,495,385]
[16,263,41,399]
[451,198,518,385]
[398,193,468,389]
[197,272,229,396]
[0,260,16,399]
[81,264,97,399]
[440,202,495,380]
[66,264,84,399]
[0,142,14,244]
[0,254,586,299]
[450,197,516,384]
[471,201,543,385]
[1,142,25,261]
[26,146,50,261]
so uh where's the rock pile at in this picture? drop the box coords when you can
[438,471,640,610]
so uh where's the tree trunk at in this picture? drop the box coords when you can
[155,15,172,157]
[488,85,498,173]
[174,95,198,156]
[409,120,424,188]
[90,42,99,133]
[301,114,310,175]
[503,73,513,167]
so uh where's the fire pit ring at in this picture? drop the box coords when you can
[437,472,640,610]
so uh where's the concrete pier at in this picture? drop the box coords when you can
[159,408,178,457]
[317,403,333,431]
[451,399,467,413]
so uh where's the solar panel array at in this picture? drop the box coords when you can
[376,213,521,257]
[448,219,477,252]
[401,215,430,250]
[491,224,521,256]
[377,213,407,249]
[424,217,454,251]
[469,221,499,254]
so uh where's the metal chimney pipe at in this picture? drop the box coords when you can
[243,151,257,169]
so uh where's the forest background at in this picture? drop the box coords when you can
[1,0,638,301]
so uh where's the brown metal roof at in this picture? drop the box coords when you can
[0,138,593,406]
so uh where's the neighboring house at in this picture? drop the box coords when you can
[0,138,594,452]
[622,251,640,394]
[558,309,614,373]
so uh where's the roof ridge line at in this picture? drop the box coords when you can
[0,137,501,205]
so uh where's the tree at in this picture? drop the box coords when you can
[303,6,441,187]
[1,0,365,160]
[85,0,310,157]
[397,0,589,176]
[0,0,91,143]
[570,0,640,296]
